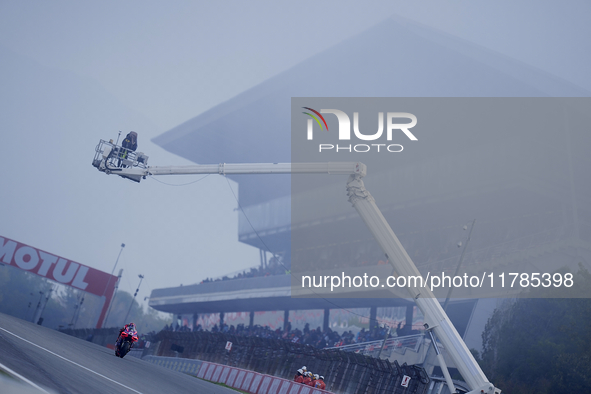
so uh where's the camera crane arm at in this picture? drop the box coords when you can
[92,139,499,394]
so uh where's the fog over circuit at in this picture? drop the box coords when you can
[0,1,589,308]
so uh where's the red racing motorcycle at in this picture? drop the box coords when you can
[115,327,139,358]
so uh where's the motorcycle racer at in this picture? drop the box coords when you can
[116,322,139,357]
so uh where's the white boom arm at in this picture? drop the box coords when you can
[347,175,499,394]
[92,139,365,181]
[92,140,499,394]
[113,162,365,177]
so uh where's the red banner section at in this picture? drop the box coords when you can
[0,235,117,328]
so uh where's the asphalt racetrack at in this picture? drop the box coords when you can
[0,313,236,394]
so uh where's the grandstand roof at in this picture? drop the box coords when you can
[149,17,590,316]
[149,271,412,315]
[152,16,588,252]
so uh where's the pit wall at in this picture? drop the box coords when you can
[143,356,332,394]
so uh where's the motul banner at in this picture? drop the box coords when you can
[0,235,117,328]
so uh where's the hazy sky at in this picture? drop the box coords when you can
[0,1,589,312]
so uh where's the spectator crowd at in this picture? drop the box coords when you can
[159,321,419,350]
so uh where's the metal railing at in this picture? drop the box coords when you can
[327,334,424,359]
[153,331,430,394]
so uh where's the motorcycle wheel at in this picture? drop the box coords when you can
[120,341,131,358]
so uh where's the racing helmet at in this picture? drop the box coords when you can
[320,376,324,380]
[314,374,319,380]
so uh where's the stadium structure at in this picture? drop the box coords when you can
[147,15,590,356]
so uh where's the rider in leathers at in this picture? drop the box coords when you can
[117,322,138,349]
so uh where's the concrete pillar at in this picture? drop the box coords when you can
[249,311,255,328]
[323,309,330,332]
[369,306,377,333]
[284,310,290,331]
[192,313,198,330]
[219,312,225,327]
[406,305,414,331]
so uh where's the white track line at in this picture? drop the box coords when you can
[0,327,143,394]
[0,361,50,393]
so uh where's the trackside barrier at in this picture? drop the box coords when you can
[152,331,430,394]
[144,356,332,394]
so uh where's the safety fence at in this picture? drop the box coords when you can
[153,331,430,394]
[143,356,331,394]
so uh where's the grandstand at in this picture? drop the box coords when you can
[148,15,590,355]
